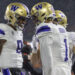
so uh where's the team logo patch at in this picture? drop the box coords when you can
[35,4,42,10]
[11,5,19,11]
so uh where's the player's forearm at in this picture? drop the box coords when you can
[31,51,42,68]
[0,39,7,55]
[31,53,38,65]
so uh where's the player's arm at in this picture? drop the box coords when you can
[31,43,42,68]
[0,39,7,54]
[36,24,53,69]
[72,39,75,54]
[70,32,75,54]
[31,35,42,68]
[0,26,7,55]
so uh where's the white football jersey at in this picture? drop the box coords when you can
[0,23,23,68]
[36,23,70,75]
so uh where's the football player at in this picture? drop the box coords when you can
[31,2,56,75]
[52,10,71,75]
[55,10,75,75]
[0,2,29,75]
[31,2,71,75]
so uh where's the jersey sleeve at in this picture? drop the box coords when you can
[35,23,54,71]
[37,29,53,71]
[0,23,9,40]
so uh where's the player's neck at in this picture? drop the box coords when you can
[8,24,17,31]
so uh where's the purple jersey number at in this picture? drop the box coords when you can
[64,39,68,61]
[16,40,23,53]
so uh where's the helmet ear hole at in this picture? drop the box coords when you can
[10,16,13,19]
[21,11,23,13]
[9,20,11,22]
[41,13,45,17]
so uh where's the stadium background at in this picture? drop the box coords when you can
[0,0,75,41]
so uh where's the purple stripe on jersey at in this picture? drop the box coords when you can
[0,29,5,35]
[64,39,68,61]
[2,69,10,75]
[36,26,51,34]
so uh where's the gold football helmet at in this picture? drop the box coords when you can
[5,2,29,30]
[31,2,55,24]
[55,10,68,28]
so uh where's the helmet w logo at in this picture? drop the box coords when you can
[11,5,19,11]
[35,4,42,10]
